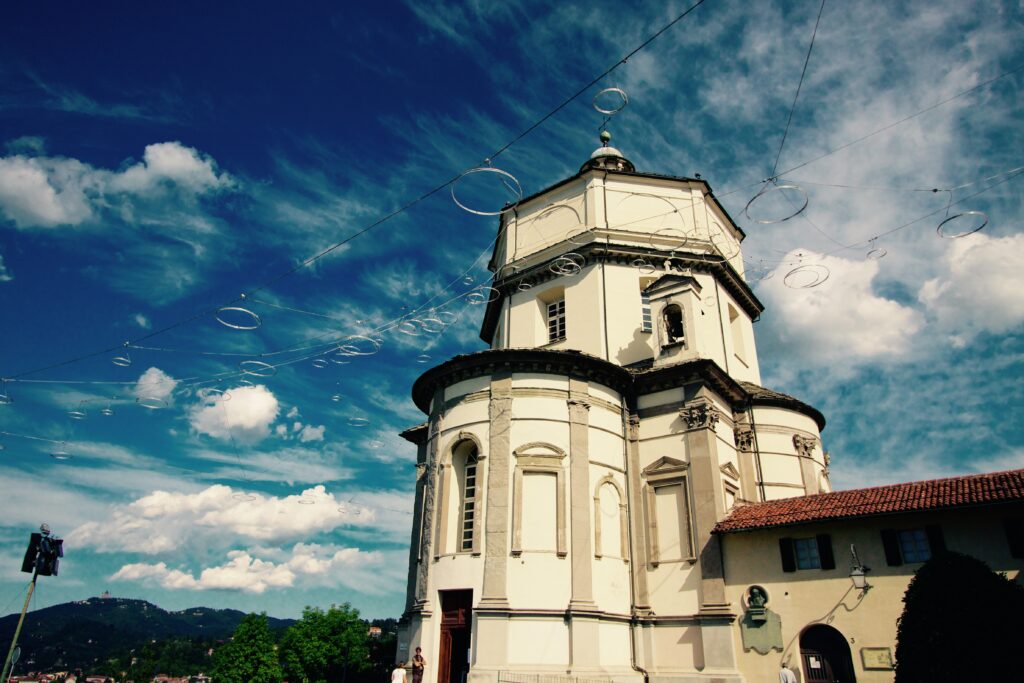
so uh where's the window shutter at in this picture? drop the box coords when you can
[881,529,902,566]
[816,534,835,570]
[1004,519,1024,558]
[925,525,946,555]
[779,537,796,573]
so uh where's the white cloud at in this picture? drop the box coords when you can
[188,384,280,443]
[110,542,383,594]
[133,313,151,329]
[298,424,326,443]
[70,484,377,553]
[918,233,1024,342]
[0,253,11,282]
[133,367,178,404]
[756,250,924,365]
[0,142,231,229]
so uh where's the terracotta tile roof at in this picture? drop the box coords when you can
[714,468,1024,533]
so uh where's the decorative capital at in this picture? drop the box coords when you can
[567,397,592,411]
[681,401,720,431]
[627,413,640,441]
[415,462,428,481]
[793,434,817,457]
[734,428,754,452]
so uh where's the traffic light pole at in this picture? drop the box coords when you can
[0,564,39,683]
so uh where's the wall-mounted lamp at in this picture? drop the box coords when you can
[849,544,871,592]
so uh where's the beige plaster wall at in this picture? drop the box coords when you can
[721,505,1024,683]
[748,406,826,500]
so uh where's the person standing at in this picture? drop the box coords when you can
[392,661,408,683]
[779,662,798,683]
[412,647,426,683]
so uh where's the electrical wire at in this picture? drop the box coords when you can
[1,0,712,382]
[771,0,827,179]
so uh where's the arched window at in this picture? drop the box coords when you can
[593,477,628,560]
[459,448,479,552]
[663,304,685,345]
[436,437,483,556]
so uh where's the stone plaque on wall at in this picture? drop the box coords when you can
[860,647,894,670]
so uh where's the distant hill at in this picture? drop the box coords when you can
[0,596,294,674]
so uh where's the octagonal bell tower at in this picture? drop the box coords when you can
[397,133,829,683]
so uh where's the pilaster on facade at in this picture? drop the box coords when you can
[567,378,596,610]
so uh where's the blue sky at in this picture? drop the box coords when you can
[0,1,1021,619]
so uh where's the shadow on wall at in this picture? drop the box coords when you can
[616,327,653,365]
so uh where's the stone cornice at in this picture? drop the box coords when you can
[480,242,764,344]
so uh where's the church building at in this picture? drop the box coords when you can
[395,134,1024,683]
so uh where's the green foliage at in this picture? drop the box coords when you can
[211,613,283,683]
[105,635,216,680]
[895,551,1024,682]
[280,604,370,683]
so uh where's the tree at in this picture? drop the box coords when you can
[280,604,370,683]
[895,551,1024,682]
[210,613,283,683]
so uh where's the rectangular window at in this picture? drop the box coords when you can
[728,304,746,362]
[460,462,477,551]
[793,537,821,569]
[521,472,558,551]
[547,299,566,343]
[897,529,931,563]
[640,291,652,333]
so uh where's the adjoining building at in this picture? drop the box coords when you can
[395,134,1023,683]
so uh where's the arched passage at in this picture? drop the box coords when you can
[799,624,856,683]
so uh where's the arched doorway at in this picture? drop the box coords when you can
[800,624,856,683]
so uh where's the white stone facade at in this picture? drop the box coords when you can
[397,143,828,683]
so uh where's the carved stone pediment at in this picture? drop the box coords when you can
[720,461,741,480]
[513,442,567,460]
[642,456,689,478]
[680,400,720,431]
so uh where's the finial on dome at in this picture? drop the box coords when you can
[582,128,635,173]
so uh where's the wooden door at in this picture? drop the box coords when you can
[437,590,472,683]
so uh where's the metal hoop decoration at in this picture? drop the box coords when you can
[743,183,809,224]
[747,265,776,283]
[631,258,657,275]
[435,311,459,325]
[337,505,348,515]
[517,281,534,292]
[397,320,422,336]
[566,228,593,246]
[418,317,445,334]
[0,381,14,405]
[348,417,370,428]
[136,396,169,410]
[111,349,132,367]
[239,360,277,377]
[462,275,475,285]
[337,335,382,357]
[100,406,115,417]
[707,221,740,260]
[466,286,500,305]
[236,378,255,387]
[866,247,887,260]
[50,443,72,461]
[328,354,351,365]
[311,358,329,369]
[199,387,231,402]
[451,166,523,216]
[331,393,343,402]
[232,493,257,502]
[648,228,690,253]
[937,211,988,238]
[783,264,831,289]
[369,440,385,449]
[68,407,87,420]
[416,354,432,364]
[593,87,629,115]
[550,252,585,276]
[215,306,262,330]
[297,498,316,505]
